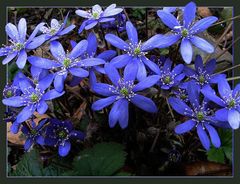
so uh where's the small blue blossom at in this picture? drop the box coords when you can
[28,40,105,92]
[2,76,63,132]
[101,13,126,32]
[40,13,75,41]
[157,2,218,64]
[105,21,171,81]
[156,58,185,90]
[0,18,45,68]
[169,82,221,150]
[173,87,189,103]
[91,63,160,129]
[183,55,226,89]
[21,119,47,151]
[44,119,85,157]
[76,4,123,34]
[201,79,240,129]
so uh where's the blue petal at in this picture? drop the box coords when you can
[18,18,27,43]
[233,83,240,97]
[123,59,138,82]
[16,50,27,69]
[218,78,231,99]
[75,10,91,18]
[209,74,226,84]
[59,141,71,157]
[109,99,124,128]
[205,124,221,148]
[194,55,204,73]
[180,38,192,64]
[26,34,46,50]
[190,36,214,53]
[172,64,184,75]
[69,67,89,77]
[54,73,67,92]
[168,97,192,116]
[175,120,196,134]
[42,89,65,100]
[133,75,160,92]
[201,85,225,107]
[92,83,114,96]
[27,22,45,44]
[2,52,17,65]
[205,58,216,74]
[58,25,76,36]
[5,23,19,42]
[69,130,85,140]
[183,2,196,28]
[105,63,120,86]
[99,17,115,23]
[118,99,129,129]
[136,61,147,81]
[142,56,161,75]
[16,105,36,123]
[103,4,123,17]
[105,34,129,50]
[131,94,157,113]
[190,16,218,34]
[157,10,180,29]
[78,20,87,34]
[19,78,34,94]
[197,124,210,150]
[156,34,181,49]
[80,58,105,67]
[50,41,66,60]
[28,56,61,69]
[86,32,97,56]
[97,50,116,61]
[85,21,98,30]
[38,74,54,91]
[69,40,88,59]
[187,81,200,107]
[163,58,172,71]
[126,21,138,45]
[2,96,24,107]
[36,135,45,145]
[228,109,240,129]
[110,54,132,68]
[92,95,117,110]
[24,138,34,151]
[37,100,48,114]
[11,121,22,134]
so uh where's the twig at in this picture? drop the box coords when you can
[150,129,160,152]
[216,63,240,74]
[123,9,130,21]
[166,97,176,122]
[227,76,240,81]
[210,15,240,27]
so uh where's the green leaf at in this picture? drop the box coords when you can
[207,148,225,164]
[67,142,127,176]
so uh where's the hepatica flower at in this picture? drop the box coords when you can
[183,55,226,89]
[44,119,85,157]
[2,76,63,133]
[28,40,105,92]
[21,119,47,151]
[76,4,123,34]
[157,58,185,90]
[201,79,240,129]
[0,18,45,68]
[106,21,169,81]
[169,83,221,150]
[157,2,218,64]
[101,13,126,32]
[40,13,75,41]
[91,63,160,129]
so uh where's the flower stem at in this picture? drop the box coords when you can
[210,15,240,27]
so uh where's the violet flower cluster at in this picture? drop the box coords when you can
[1,2,237,157]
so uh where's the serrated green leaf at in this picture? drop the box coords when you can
[68,142,127,176]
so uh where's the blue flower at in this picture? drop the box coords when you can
[156,58,185,90]
[28,40,105,92]
[44,119,85,157]
[91,63,160,129]
[21,119,47,151]
[157,2,218,64]
[162,7,177,14]
[40,12,75,41]
[105,21,170,81]
[173,87,189,103]
[169,82,221,150]
[2,76,63,132]
[70,32,115,86]
[0,18,45,68]
[183,55,226,89]
[76,4,123,34]
[201,79,240,129]
[101,13,126,32]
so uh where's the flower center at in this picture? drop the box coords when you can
[58,130,67,138]
[134,47,141,55]
[228,99,236,108]
[120,87,129,96]
[164,76,171,84]
[63,58,71,68]
[196,112,204,121]
[181,29,189,37]
[92,12,99,19]
[199,75,205,84]
[30,93,39,103]
[31,129,38,135]
[6,90,13,98]
[15,43,24,51]
[180,94,187,100]
[50,28,57,35]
